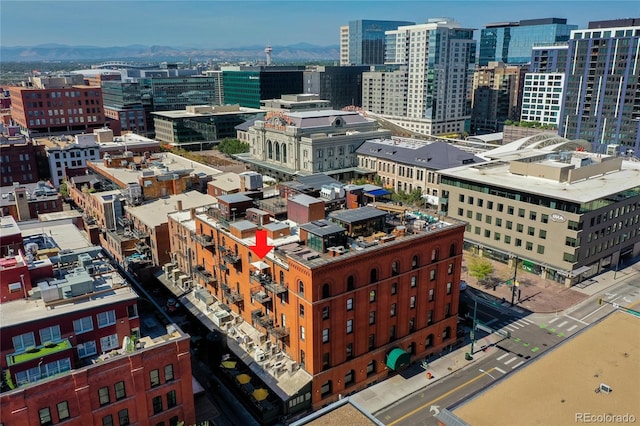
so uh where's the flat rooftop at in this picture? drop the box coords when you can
[1,261,136,329]
[452,311,640,425]
[294,400,381,426]
[152,106,262,119]
[441,155,640,204]
[89,152,223,185]
[125,191,216,228]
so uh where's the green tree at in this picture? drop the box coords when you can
[468,256,494,284]
[59,182,69,197]
[216,138,249,155]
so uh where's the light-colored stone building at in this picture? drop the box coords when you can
[241,110,390,181]
[440,150,640,287]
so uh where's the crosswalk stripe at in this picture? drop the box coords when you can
[521,317,535,325]
[567,324,578,332]
[495,367,507,374]
[514,320,529,327]
[496,353,509,361]
[548,317,559,324]
[504,357,518,365]
[557,320,568,328]
[512,361,525,369]
[504,324,519,331]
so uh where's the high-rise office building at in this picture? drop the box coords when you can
[559,20,640,154]
[222,66,304,109]
[303,65,370,109]
[479,18,577,66]
[471,62,527,133]
[345,20,415,66]
[520,44,568,127]
[363,19,475,136]
[340,25,350,66]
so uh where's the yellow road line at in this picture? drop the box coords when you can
[387,367,496,426]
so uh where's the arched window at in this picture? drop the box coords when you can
[449,243,457,257]
[391,261,399,276]
[267,140,273,159]
[298,280,304,294]
[425,334,434,348]
[443,326,451,340]
[431,249,439,263]
[279,271,285,284]
[412,255,419,269]
[275,143,280,161]
[282,144,287,163]
[370,268,378,283]
[347,275,355,291]
[322,283,331,298]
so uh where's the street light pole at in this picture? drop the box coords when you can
[470,298,478,355]
[510,256,519,306]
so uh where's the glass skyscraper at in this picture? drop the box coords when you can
[479,18,577,66]
[347,19,415,65]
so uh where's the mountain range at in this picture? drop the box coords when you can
[1,43,340,62]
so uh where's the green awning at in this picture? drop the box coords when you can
[386,348,410,371]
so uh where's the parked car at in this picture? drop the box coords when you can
[165,298,180,313]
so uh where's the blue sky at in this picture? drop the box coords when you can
[2,1,639,48]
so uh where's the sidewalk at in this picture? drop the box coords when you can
[460,253,589,313]
[351,333,504,415]
[350,258,640,418]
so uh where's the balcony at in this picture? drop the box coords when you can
[254,314,274,330]
[7,339,72,367]
[223,253,241,264]
[250,272,275,286]
[269,326,290,339]
[219,263,229,272]
[194,234,215,248]
[226,289,244,304]
[135,241,150,254]
[193,266,216,284]
[251,288,272,305]
[264,280,287,295]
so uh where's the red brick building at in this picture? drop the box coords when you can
[0,225,195,426]
[0,136,46,185]
[169,203,465,412]
[0,182,63,222]
[8,77,106,136]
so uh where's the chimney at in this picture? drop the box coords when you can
[190,207,196,220]
[176,200,183,211]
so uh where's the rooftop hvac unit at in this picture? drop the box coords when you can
[254,348,267,362]
[181,280,192,291]
[170,269,181,282]
[163,263,175,275]
[178,274,190,286]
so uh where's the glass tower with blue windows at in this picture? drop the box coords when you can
[348,20,415,65]
[479,18,577,66]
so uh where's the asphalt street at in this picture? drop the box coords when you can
[374,273,640,426]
